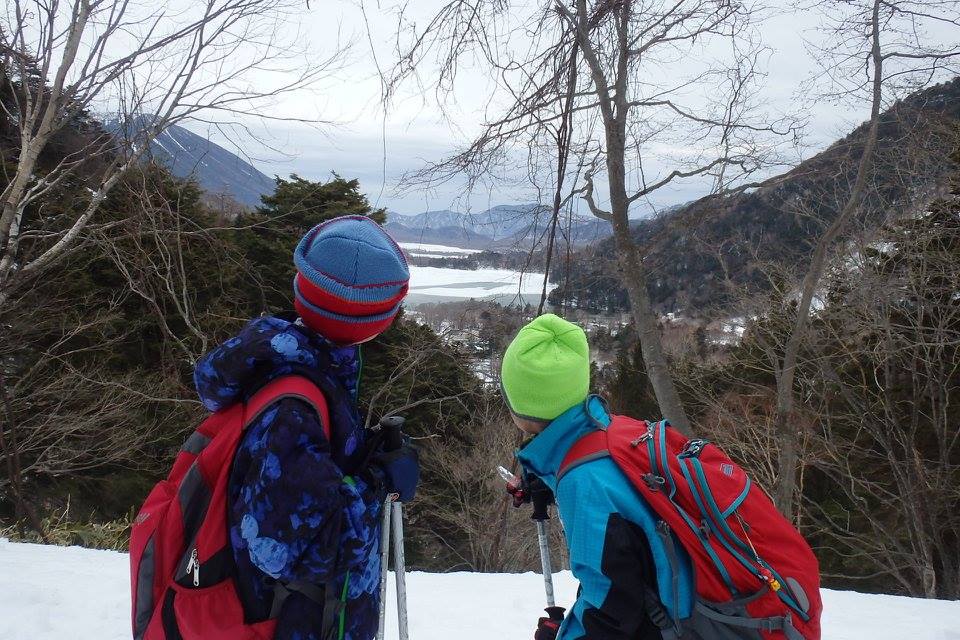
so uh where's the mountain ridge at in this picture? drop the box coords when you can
[104,118,276,208]
[549,77,960,314]
[148,126,276,208]
[386,204,614,249]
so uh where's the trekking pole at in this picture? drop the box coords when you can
[376,416,409,640]
[390,499,409,640]
[377,502,391,640]
[530,480,556,608]
[497,466,555,608]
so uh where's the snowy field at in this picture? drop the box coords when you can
[407,265,554,301]
[2,540,959,640]
[398,242,483,258]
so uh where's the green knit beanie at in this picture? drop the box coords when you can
[501,314,590,422]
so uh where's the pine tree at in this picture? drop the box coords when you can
[231,173,388,314]
[256,173,386,230]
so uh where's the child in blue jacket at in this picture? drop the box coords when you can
[194,216,419,640]
[501,314,694,640]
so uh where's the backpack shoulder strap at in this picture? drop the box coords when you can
[557,429,610,481]
[244,375,332,441]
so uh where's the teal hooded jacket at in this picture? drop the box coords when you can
[517,396,695,640]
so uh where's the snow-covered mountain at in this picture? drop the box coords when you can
[105,117,275,208]
[2,539,958,640]
[390,205,549,242]
[386,205,613,250]
[148,125,275,208]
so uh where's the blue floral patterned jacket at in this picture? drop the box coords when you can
[194,316,386,640]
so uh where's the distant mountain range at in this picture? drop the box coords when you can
[105,118,276,208]
[385,204,614,250]
[104,118,637,251]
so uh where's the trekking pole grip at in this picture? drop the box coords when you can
[531,494,550,521]
[379,415,405,452]
[529,477,552,522]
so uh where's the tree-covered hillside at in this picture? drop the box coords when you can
[550,78,960,315]
[0,65,544,570]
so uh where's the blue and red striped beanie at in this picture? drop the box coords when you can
[293,215,409,345]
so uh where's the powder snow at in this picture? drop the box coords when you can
[1,540,958,639]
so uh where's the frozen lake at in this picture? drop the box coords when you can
[398,242,483,259]
[406,265,555,307]
[396,242,556,307]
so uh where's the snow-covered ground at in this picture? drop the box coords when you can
[408,265,554,300]
[398,242,482,258]
[2,539,959,640]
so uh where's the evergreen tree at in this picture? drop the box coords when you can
[256,173,386,229]
[600,336,662,419]
[231,173,388,315]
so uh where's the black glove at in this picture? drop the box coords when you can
[535,606,566,640]
[527,475,554,521]
[374,439,420,502]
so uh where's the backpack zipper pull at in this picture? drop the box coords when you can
[186,548,200,587]
[630,425,654,448]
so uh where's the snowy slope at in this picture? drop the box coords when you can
[105,117,275,208]
[1,539,958,640]
[149,125,276,208]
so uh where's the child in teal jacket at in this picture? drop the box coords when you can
[501,314,694,640]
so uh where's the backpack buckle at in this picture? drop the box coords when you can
[642,473,666,491]
[699,519,711,539]
[681,439,707,458]
[630,426,654,448]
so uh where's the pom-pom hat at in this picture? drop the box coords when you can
[293,215,409,344]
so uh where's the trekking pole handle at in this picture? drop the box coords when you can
[531,491,550,521]
[379,415,405,452]
[529,477,552,522]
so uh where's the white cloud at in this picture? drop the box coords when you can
[194,0,955,213]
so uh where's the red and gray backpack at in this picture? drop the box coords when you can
[558,416,822,640]
[129,376,330,640]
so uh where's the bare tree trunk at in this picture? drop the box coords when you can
[570,0,692,434]
[773,0,884,515]
[610,224,692,434]
[0,0,93,261]
[604,115,692,433]
[536,43,578,316]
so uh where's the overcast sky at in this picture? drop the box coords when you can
[190,1,942,215]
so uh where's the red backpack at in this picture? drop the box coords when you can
[129,376,330,640]
[559,417,821,640]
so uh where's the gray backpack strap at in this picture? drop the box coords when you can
[693,602,804,640]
